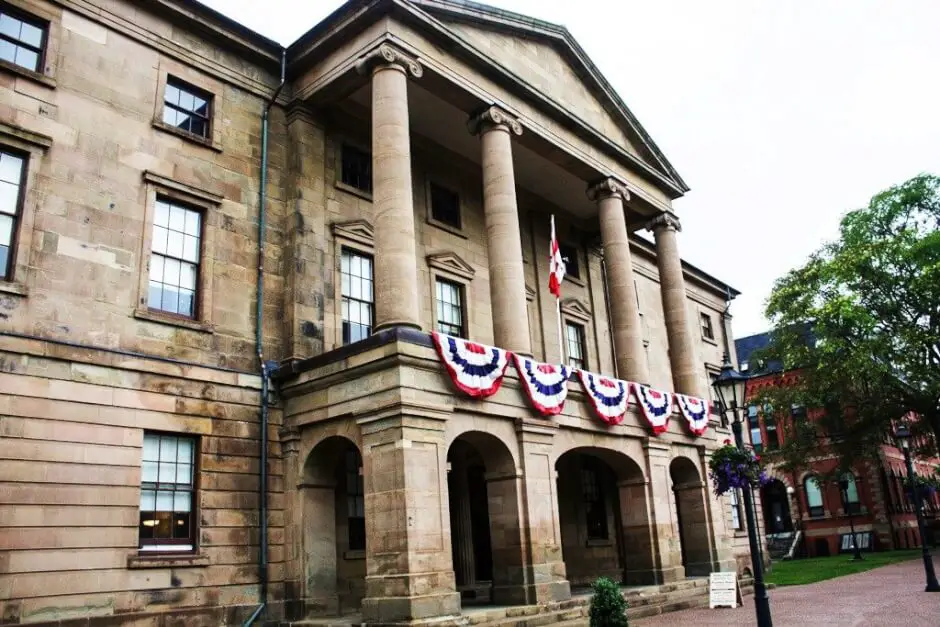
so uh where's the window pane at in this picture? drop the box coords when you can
[0,15,19,40]
[176,463,192,485]
[176,438,194,464]
[178,290,194,317]
[179,262,196,290]
[162,256,181,286]
[149,255,164,283]
[164,84,180,106]
[0,153,23,184]
[166,230,183,258]
[168,206,185,232]
[148,283,163,310]
[141,460,158,483]
[189,118,208,138]
[19,22,42,48]
[0,181,19,215]
[151,226,168,255]
[162,107,178,127]
[154,201,170,228]
[0,214,12,246]
[155,490,174,511]
[15,47,37,71]
[0,40,15,64]
[173,491,191,513]
[158,462,176,483]
[178,90,195,112]
[806,478,823,507]
[161,288,179,314]
[184,210,200,236]
[182,234,198,263]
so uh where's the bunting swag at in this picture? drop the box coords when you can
[513,355,572,416]
[633,384,673,434]
[578,371,631,425]
[432,331,511,398]
[675,394,709,436]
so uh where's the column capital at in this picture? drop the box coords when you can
[355,42,423,78]
[587,177,631,202]
[468,105,523,136]
[647,212,682,233]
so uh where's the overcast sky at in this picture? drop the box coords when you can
[203,0,940,338]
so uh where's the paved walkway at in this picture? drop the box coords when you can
[637,557,940,626]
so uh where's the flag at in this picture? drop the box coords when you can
[549,215,566,297]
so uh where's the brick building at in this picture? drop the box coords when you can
[736,331,940,559]
[0,0,753,624]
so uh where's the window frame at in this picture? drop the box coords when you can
[0,2,47,74]
[138,431,199,553]
[337,142,373,198]
[581,458,609,541]
[147,196,204,321]
[564,320,587,371]
[765,415,780,451]
[700,311,715,341]
[151,61,223,151]
[730,488,743,531]
[340,246,375,346]
[434,276,466,339]
[161,75,213,141]
[0,145,28,282]
[804,476,825,518]
[840,471,861,515]
[427,180,462,233]
[345,449,366,552]
[747,405,763,453]
[558,242,581,281]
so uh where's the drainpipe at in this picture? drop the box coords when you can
[245,48,286,627]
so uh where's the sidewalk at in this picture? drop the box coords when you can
[636,557,939,626]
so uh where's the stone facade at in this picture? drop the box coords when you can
[0,0,752,625]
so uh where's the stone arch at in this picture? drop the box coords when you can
[761,478,794,534]
[669,456,713,576]
[446,430,525,606]
[554,445,655,586]
[301,435,365,616]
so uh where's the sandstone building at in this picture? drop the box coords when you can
[0,0,753,624]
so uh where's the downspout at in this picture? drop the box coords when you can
[246,48,286,627]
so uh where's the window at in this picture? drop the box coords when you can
[340,144,371,194]
[341,249,373,345]
[747,405,762,453]
[565,321,586,370]
[435,278,464,338]
[149,198,201,318]
[730,489,742,530]
[0,6,45,73]
[559,243,579,279]
[163,77,212,139]
[0,148,25,280]
[139,432,196,551]
[582,459,608,540]
[805,476,824,518]
[701,312,715,340]
[765,416,779,451]
[841,472,861,515]
[429,182,461,229]
[346,450,365,551]
[740,361,749,372]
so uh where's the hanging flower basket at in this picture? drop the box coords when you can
[906,475,939,498]
[708,440,770,496]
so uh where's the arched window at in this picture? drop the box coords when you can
[805,476,824,518]
[841,472,861,514]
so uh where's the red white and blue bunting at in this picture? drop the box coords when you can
[431,331,511,398]
[633,384,673,434]
[675,394,709,436]
[577,371,631,425]
[513,355,572,416]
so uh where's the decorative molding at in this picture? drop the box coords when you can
[587,177,630,202]
[560,297,592,323]
[467,105,523,136]
[426,251,475,282]
[646,213,682,233]
[0,121,53,150]
[355,43,423,78]
[142,171,223,205]
[331,219,375,248]
[525,285,536,302]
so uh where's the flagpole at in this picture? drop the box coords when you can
[551,214,565,364]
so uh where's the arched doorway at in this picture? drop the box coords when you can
[669,457,713,577]
[761,479,793,535]
[555,447,654,587]
[302,436,365,616]
[447,432,524,606]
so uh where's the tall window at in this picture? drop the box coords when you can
[700,312,715,340]
[139,432,196,551]
[559,243,579,279]
[747,405,762,453]
[429,182,461,229]
[805,476,824,518]
[0,148,25,279]
[841,472,861,515]
[149,198,201,318]
[341,249,373,345]
[340,144,371,193]
[435,278,464,337]
[730,489,742,530]
[163,77,212,139]
[565,322,586,370]
[0,6,46,72]
[765,416,779,450]
[346,450,365,551]
[582,459,608,540]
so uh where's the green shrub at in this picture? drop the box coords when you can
[589,577,628,627]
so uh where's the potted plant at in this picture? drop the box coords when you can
[708,439,770,496]
[589,577,628,627]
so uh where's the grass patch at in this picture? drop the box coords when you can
[765,549,924,586]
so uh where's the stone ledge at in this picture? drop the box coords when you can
[0,281,28,297]
[0,58,57,89]
[152,119,223,152]
[127,553,210,569]
[134,307,215,334]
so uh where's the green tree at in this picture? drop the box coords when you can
[589,577,628,627]
[755,174,940,473]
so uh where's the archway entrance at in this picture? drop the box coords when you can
[447,432,525,606]
[555,448,654,587]
[669,457,713,577]
[302,436,365,616]
[761,479,793,535]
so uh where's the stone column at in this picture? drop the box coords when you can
[279,428,306,620]
[356,43,422,331]
[588,178,649,383]
[649,214,703,397]
[644,441,685,582]
[469,106,531,355]
[617,477,658,585]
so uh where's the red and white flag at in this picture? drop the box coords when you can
[549,215,566,297]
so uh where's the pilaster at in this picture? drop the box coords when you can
[643,440,685,582]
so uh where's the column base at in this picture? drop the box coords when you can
[656,565,686,584]
[302,594,340,618]
[361,591,461,624]
[373,320,423,333]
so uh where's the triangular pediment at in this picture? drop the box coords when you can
[426,250,475,281]
[331,219,374,247]
[561,297,592,322]
[408,0,686,192]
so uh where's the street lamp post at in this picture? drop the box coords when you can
[713,356,773,627]
[838,477,863,561]
[893,424,940,592]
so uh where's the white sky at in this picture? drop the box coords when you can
[203,0,940,337]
